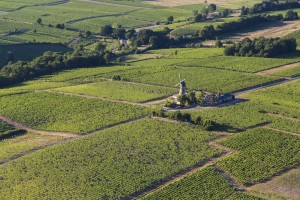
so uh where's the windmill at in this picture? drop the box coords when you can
[175,74,187,96]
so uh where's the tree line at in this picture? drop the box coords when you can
[0,47,108,87]
[241,0,300,15]
[224,37,297,57]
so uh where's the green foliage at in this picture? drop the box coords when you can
[0,43,70,69]
[218,128,300,185]
[0,92,150,134]
[0,118,220,199]
[224,37,297,58]
[142,167,236,200]
[0,133,63,163]
[53,81,177,103]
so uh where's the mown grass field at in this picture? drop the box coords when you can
[0,118,220,199]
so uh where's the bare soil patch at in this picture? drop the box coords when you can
[250,168,300,200]
[230,21,300,41]
[142,0,258,8]
[256,61,300,75]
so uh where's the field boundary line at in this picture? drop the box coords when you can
[0,115,148,166]
[42,89,156,107]
[130,134,236,199]
[0,115,78,138]
[263,127,300,137]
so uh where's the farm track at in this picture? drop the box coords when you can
[130,133,236,199]
[264,127,300,137]
[0,115,78,138]
[66,9,141,24]
[256,61,300,75]
[7,0,69,12]
[43,90,155,107]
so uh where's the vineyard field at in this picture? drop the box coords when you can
[142,167,237,200]
[0,133,64,163]
[0,118,220,199]
[0,92,150,134]
[53,81,177,103]
[177,56,300,73]
[218,128,300,185]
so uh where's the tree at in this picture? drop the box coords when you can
[113,28,126,39]
[177,95,188,106]
[285,10,299,20]
[149,36,159,48]
[167,16,174,24]
[6,51,14,63]
[36,18,42,24]
[207,4,217,12]
[86,31,92,37]
[104,53,112,63]
[94,42,106,53]
[194,14,204,22]
[215,40,223,48]
[100,25,113,36]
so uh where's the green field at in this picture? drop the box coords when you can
[0,92,150,134]
[0,118,220,199]
[218,128,300,185]
[0,133,64,163]
[53,80,177,102]
[142,167,237,200]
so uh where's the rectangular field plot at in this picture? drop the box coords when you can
[129,67,279,93]
[251,168,300,200]
[0,133,64,163]
[0,118,221,199]
[0,92,150,134]
[271,65,300,77]
[53,81,177,103]
[147,48,224,59]
[142,167,237,200]
[178,56,300,73]
[218,128,300,185]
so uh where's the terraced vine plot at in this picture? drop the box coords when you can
[129,67,279,93]
[142,167,237,200]
[0,92,150,134]
[177,56,300,73]
[0,118,221,199]
[0,0,59,11]
[218,128,300,185]
[0,133,64,163]
[53,81,177,103]
[170,22,220,37]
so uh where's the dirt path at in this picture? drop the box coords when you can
[264,127,300,137]
[68,36,81,46]
[256,61,300,75]
[0,115,78,138]
[131,134,236,199]
[0,115,147,167]
[7,0,69,12]
[229,21,300,41]
[268,113,300,122]
[79,0,149,9]
[44,90,155,107]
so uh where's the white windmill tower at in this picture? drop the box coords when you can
[175,74,187,96]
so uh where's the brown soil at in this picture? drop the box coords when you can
[256,62,300,75]
[230,21,300,41]
[0,115,78,138]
